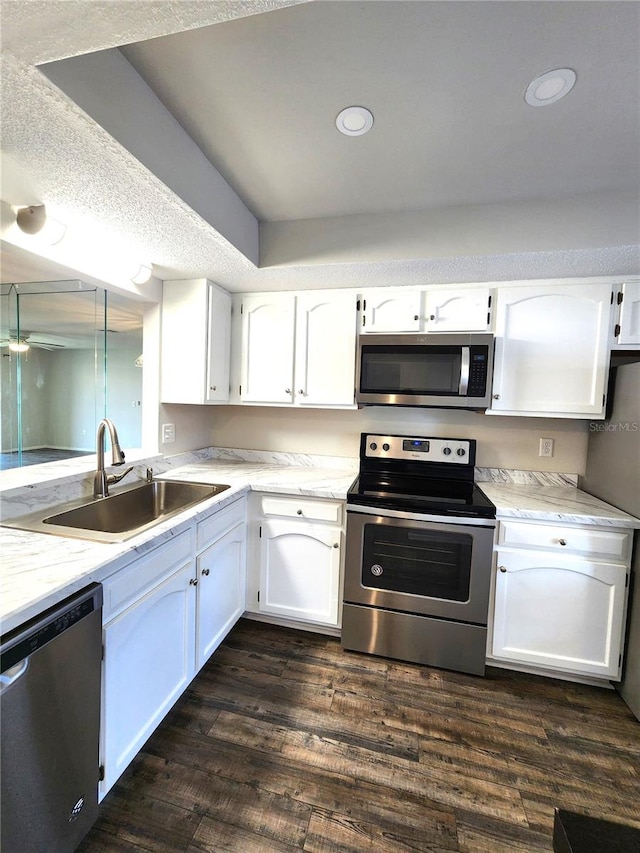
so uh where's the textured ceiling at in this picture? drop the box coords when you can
[0,0,638,293]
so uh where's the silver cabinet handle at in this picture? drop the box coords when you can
[210,385,216,391]
[493,393,500,400]
[296,509,303,515]
[285,388,291,394]
[202,568,210,576]
[333,543,339,549]
[558,539,567,546]
[429,314,436,321]
[189,578,198,586]
[499,566,507,573]
[298,389,306,395]
[413,314,419,321]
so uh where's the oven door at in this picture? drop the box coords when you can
[344,508,495,624]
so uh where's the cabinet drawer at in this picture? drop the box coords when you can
[498,520,631,561]
[260,495,343,524]
[196,497,246,552]
[102,531,192,622]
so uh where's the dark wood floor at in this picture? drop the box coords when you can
[79,619,640,853]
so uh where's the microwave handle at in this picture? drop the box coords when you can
[458,347,470,395]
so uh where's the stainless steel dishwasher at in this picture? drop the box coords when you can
[1,583,103,853]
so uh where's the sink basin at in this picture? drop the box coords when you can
[2,480,230,543]
[44,480,229,535]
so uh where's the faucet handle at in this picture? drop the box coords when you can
[146,467,153,482]
[107,466,134,487]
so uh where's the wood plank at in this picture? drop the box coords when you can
[118,751,312,848]
[86,788,201,852]
[205,709,529,826]
[187,814,302,853]
[144,723,459,841]
[303,807,459,853]
[455,810,552,853]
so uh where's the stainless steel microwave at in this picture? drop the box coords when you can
[356,332,494,409]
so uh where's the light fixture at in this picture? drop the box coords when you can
[131,264,152,285]
[525,69,576,107]
[336,106,374,136]
[15,204,66,244]
[8,340,30,353]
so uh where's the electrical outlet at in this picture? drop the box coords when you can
[162,423,175,443]
[539,437,554,458]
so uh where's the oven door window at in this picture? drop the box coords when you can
[359,345,462,396]
[362,523,472,601]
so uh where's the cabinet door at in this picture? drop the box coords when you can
[361,289,422,332]
[238,293,295,403]
[259,520,341,625]
[617,281,640,345]
[101,560,196,796]
[206,284,231,402]
[424,287,492,332]
[196,522,246,670]
[294,291,357,406]
[491,283,612,416]
[492,551,627,678]
[161,279,231,404]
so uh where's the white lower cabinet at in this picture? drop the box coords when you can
[490,520,631,680]
[259,519,341,624]
[196,520,246,669]
[247,494,344,628]
[100,539,195,797]
[100,498,246,798]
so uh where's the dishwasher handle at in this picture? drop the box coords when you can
[0,659,28,694]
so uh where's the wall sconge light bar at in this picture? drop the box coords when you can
[131,264,152,285]
[15,204,66,245]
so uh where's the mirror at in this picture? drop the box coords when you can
[0,280,143,470]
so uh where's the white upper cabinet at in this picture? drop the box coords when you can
[613,280,640,347]
[360,286,492,332]
[360,289,422,332]
[490,282,613,418]
[294,291,357,406]
[233,290,357,407]
[236,293,295,404]
[424,287,492,332]
[161,279,231,404]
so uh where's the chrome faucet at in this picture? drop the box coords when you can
[94,418,134,498]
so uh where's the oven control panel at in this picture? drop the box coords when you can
[363,434,473,464]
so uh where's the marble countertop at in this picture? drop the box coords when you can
[0,453,358,635]
[2,449,638,636]
[480,482,640,528]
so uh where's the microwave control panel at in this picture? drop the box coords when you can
[363,435,473,465]
[467,348,490,397]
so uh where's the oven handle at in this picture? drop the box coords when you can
[458,346,470,396]
[346,504,495,528]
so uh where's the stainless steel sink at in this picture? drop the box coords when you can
[3,480,230,543]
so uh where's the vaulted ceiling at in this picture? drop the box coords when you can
[1,1,639,291]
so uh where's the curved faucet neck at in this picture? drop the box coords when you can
[94,418,127,498]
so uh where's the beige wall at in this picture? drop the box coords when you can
[210,405,589,474]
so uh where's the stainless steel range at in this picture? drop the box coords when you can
[342,433,496,676]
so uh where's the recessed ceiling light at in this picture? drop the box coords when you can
[525,68,576,107]
[336,106,374,136]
